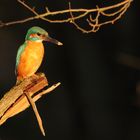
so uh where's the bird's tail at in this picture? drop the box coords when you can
[16,76,23,85]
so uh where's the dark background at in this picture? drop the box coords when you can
[0,0,140,140]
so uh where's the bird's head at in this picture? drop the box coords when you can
[25,26,63,45]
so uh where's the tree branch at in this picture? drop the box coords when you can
[0,0,132,33]
[0,73,60,136]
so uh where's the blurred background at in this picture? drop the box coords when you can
[0,0,140,140]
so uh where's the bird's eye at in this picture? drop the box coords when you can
[37,33,41,36]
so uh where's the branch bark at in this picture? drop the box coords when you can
[0,73,60,136]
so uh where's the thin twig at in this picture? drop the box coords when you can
[25,92,45,136]
[0,0,133,33]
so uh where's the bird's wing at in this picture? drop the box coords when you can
[15,42,27,74]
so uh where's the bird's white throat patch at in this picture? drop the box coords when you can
[34,40,43,42]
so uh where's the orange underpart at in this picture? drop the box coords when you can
[17,41,44,79]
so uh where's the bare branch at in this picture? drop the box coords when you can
[25,91,45,136]
[0,0,133,33]
[0,73,60,136]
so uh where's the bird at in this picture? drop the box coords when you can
[15,26,63,84]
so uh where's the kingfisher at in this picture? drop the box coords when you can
[16,26,63,83]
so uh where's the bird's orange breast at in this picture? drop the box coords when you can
[17,41,44,79]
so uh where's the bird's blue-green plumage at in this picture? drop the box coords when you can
[25,26,48,41]
[15,42,27,73]
[15,26,48,74]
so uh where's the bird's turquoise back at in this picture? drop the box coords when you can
[15,42,27,73]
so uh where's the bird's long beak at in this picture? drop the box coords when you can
[44,36,63,46]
